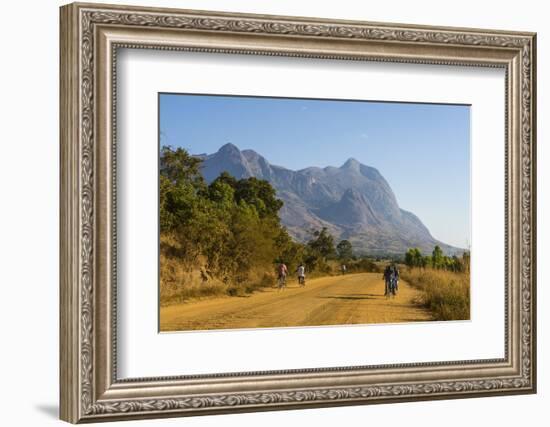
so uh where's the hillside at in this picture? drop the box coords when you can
[198,143,461,255]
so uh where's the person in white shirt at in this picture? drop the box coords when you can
[296,263,306,286]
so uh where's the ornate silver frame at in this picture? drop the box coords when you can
[60,2,537,423]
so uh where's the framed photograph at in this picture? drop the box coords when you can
[60,2,537,423]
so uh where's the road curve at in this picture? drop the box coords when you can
[160,272,433,332]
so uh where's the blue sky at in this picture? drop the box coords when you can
[159,93,470,249]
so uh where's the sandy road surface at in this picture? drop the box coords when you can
[160,272,433,332]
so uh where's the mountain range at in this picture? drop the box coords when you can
[197,143,461,256]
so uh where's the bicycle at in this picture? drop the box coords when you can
[277,274,287,291]
[388,277,397,297]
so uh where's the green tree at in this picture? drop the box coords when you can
[307,227,335,262]
[405,248,415,267]
[207,179,235,207]
[212,171,238,189]
[275,228,305,273]
[160,145,205,189]
[432,245,444,269]
[405,247,424,268]
[422,255,431,269]
[336,240,353,261]
[234,177,283,219]
[159,146,206,233]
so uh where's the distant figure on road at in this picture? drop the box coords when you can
[296,263,306,286]
[392,264,400,292]
[383,265,391,295]
[383,264,397,296]
[341,264,347,275]
[277,262,288,290]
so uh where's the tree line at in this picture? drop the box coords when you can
[404,246,470,272]
[160,146,363,289]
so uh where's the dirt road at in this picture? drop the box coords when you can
[160,272,433,332]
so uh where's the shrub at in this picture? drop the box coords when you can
[347,258,381,273]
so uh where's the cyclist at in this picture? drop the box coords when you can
[392,264,400,292]
[296,263,306,286]
[383,265,392,296]
[277,262,288,290]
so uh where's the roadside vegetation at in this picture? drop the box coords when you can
[160,146,378,306]
[160,145,469,315]
[401,246,470,321]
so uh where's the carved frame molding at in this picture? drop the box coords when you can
[60,2,536,423]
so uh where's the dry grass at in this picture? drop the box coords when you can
[160,249,383,306]
[401,268,470,321]
[160,232,381,306]
[160,251,276,306]
[160,254,226,306]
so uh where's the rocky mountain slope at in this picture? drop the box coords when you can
[197,143,461,255]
